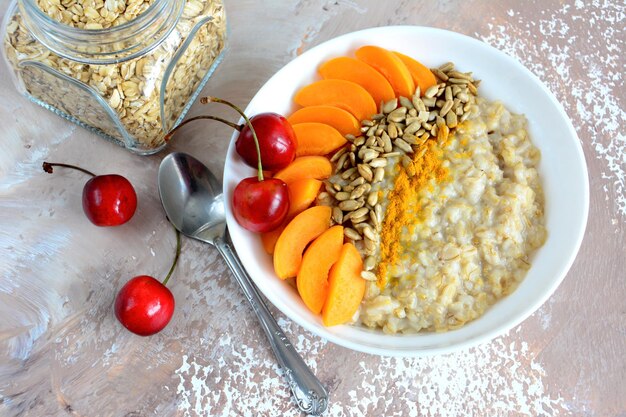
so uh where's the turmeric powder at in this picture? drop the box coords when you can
[377,139,449,288]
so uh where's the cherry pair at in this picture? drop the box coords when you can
[43,162,177,336]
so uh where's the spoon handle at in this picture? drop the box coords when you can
[215,235,328,416]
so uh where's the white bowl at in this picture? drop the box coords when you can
[222,26,588,356]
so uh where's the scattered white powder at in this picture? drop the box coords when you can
[479,2,626,223]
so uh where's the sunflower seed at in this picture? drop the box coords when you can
[399,96,413,109]
[357,164,373,182]
[422,97,436,107]
[375,203,384,224]
[438,61,454,72]
[402,133,419,144]
[446,110,458,128]
[350,207,369,219]
[361,119,374,127]
[382,98,398,114]
[334,153,348,173]
[363,256,376,271]
[369,210,380,230]
[440,99,454,117]
[347,152,355,166]
[373,167,385,183]
[340,167,357,179]
[367,191,378,206]
[372,113,385,120]
[468,82,478,95]
[350,184,368,199]
[365,136,377,147]
[344,227,362,240]
[394,138,413,153]
[361,148,379,162]
[404,121,422,135]
[349,176,365,187]
[449,77,470,84]
[364,237,377,253]
[362,223,377,239]
[432,68,448,81]
[361,270,378,281]
[448,70,473,80]
[335,191,350,201]
[369,158,388,168]
[381,152,401,158]
[330,147,347,162]
[387,122,398,139]
[424,85,439,98]
[332,206,343,224]
[351,214,368,224]
[381,132,393,152]
[345,134,356,143]
[338,199,359,211]
[388,107,408,123]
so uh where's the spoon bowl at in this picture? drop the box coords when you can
[158,153,225,244]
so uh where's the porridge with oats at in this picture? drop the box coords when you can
[357,98,546,333]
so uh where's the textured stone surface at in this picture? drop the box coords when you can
[0,0,624,416]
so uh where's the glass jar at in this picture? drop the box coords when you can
[1,0,227,154]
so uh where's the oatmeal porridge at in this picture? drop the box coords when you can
[357,98,547,333]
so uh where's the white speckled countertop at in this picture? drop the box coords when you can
[1,1,624,416]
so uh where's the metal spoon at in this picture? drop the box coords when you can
[158,152,328,415]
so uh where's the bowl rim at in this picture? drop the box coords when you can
[222,25,589,357]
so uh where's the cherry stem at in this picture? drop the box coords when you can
[200,96,264,182]
[164,115,242,142]
[162,224,181,287]
[42,162,96,177]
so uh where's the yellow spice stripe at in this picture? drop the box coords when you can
[377,128,450,288]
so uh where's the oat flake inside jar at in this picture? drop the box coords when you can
[1,0,227,154]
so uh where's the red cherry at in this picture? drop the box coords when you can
[236,113,297,172]
[83,174,137,226]
[42,162,137,227]
[114,275,175,336]
[232,177,289,233]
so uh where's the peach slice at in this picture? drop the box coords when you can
[393,51,437,94]
[294,79,377,121]
[297,225,344,314]
[273,156,332,185]
[261,178,322,254]
[355,45,415,98]
[287,105,360,136]
[292,122,347,157]
[318,56,396,105]
[273,206,332,279]
[321,243,366,327]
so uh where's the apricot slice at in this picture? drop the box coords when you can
[288,106,360,136]
[261,178,322,254]
[294,79,377,121]
[318,57,396,105]
[355,45,415,99]
[273,156,332,185]
[273,206,332,279]
[393,51,437,94]
[292,123,347,157]
[321,243,365,327]
[297,225,344,314]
